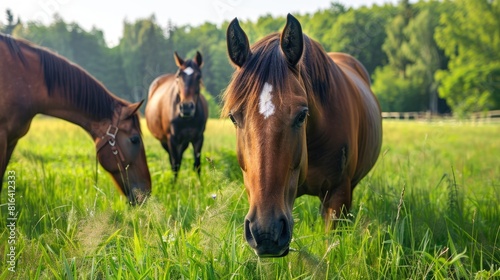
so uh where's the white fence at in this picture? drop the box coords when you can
[381,110,500,122]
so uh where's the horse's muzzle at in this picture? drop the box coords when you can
[179,102,196,118]
[127,187,151,206]
[244,216,292,257]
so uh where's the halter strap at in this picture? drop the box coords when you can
[94,108,130,193]
[96,124,125,163]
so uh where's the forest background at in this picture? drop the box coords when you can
[1,0,499,117]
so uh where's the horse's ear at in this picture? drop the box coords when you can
[195,51,203,68]
[226,18,250,68]
[174,52,184,67]
[122,100,144,119]
[280,13,304,67]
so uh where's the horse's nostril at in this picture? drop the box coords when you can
[244,215,292,257]
[278,218,291,247]
[244,218,257,248]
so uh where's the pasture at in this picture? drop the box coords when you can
[1,117,499,279]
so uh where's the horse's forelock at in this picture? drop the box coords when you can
[222,34,292,116]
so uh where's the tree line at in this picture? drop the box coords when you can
[1,0,499,117]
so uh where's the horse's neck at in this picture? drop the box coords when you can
[302,64,344,138]
[39,95,115,139]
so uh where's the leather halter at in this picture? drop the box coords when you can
[96,122,127,171]
[96,103,121,158]
[94,113,136,203]
[94,108,130,187]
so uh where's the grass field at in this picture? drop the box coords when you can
[1,117,499,279]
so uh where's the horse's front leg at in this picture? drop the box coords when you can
[0,132,7,190]
[164,136,181,181]
[320,176,352,230]
[0,133,18,192]
[191,135,204,177]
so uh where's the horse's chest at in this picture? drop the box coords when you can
[170,119,203,140]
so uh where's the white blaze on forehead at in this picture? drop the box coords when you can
[183,67,194,76]
[259,82,275,119]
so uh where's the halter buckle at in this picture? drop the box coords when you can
[106,125,119,138]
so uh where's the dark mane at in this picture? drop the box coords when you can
[1,33,28,66]
[222,33,340,116]
[0,33,121,120]
[301,36,341,105]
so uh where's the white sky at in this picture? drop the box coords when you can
[1,0,398,46]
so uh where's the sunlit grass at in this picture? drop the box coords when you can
[1,117,499,279]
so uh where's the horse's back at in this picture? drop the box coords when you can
[148,74,175,100]
[328,52,371,86]
[328,52,382,186]
[145,74,176,141]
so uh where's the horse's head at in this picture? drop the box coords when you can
[223,14,308,257]
[174,51,203,118]
[96,100,152,205]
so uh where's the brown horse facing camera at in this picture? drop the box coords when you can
[0,34,151,205]
[222,14,382,257]
[145,52,208,179]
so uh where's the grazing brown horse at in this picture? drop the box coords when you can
[145,51,208,179]
[0,33,151,204]
[222,14,382,257]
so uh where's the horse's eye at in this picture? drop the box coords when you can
[294,108,309,127]
[228,113,237,126]
[130,135,140,145]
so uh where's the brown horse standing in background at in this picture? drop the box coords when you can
[0,33,151,204]
[145,52,208,179]
[222,14,382,257]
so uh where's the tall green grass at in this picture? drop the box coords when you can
[1,117,499,279]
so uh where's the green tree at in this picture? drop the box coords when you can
[119,16,170,102]
[1,9,21,34]
[372,0,448,113]
[435,0,500,115]
[382,0,413,79]
[328,4,396,76]
[372,65,423,112]
[300,2,346,44]
[403,2,448,113]
[252,14,286,42]
[13,15,74,59]
[203,38,233,101]
[68,25,128,97]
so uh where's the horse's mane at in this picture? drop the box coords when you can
[0,33,122,120]
[221,33,340,116]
